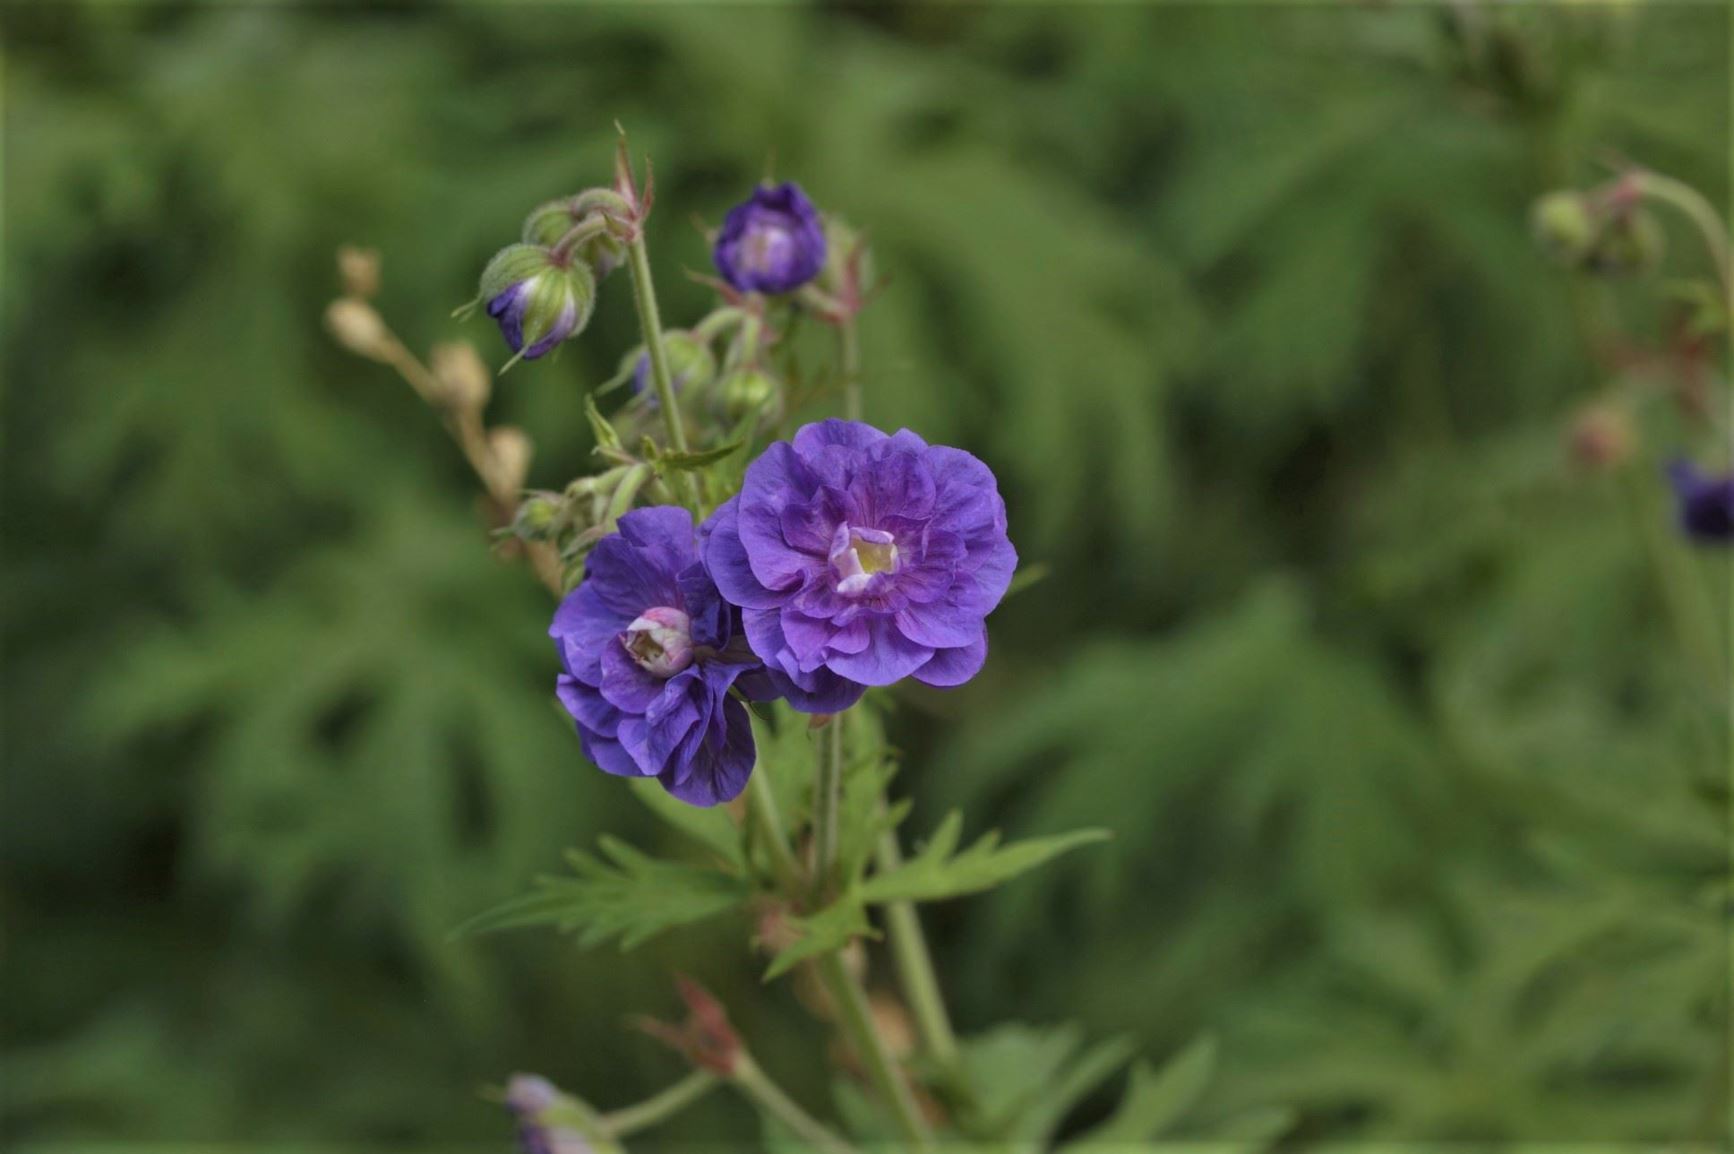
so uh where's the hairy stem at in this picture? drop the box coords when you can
[746,763,803,893]
[840,319,863,422]
[599,1070,718,1137]
[813,952,932,1147]
[874,829,960,1073]
[732,1055,858,1154]
[812,713,846,900]
[624,233,700,510]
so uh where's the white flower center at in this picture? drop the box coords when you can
[623,607,694,678]
[830,524,899,596]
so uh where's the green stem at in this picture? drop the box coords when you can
[840,319,863,422]
[874,829,961,1073]
[746,764,803,893]
[732,1055,859,1154]
[814,952,932,1147]
[1632,170,1733,307]
[599,1070,718,1137]
[624,233,699,509]
[1619,465,1725,695]
[812,713,846,900]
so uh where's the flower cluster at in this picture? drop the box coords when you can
[550,421,1014,805]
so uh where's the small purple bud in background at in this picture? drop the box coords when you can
[629,330,716,410]
[1666,460,1734,544]
[712,182,827,295]
[505,1074,594,1154]
[471,245,596,365]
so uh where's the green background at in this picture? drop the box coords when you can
[3,2,1729,1148]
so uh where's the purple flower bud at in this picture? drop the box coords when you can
[475,245,596,363]
[629,331,716,410]
[550,507,764,806]
[704,420,1017,711]
[712,182,827,295]
[1667,459,1734,544]
[504,1074,593,1154]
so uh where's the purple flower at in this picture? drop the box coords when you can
[550,507,761,806]
[1667,459,1734,544]
[704,420,1016,711]
[712,183,827,295]
[505,1074,593,1154]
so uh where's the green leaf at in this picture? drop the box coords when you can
[1012,1034,1137,1142]
[762,898,878,981]
[1067,1036,1218,1145]
[451,836,749,950]
[858,812,1109,904]
[953,1021,1133,1143]
[584,394,623,453]
[653,440,745,472]
[628,777,745,871]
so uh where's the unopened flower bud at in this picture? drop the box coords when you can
[716,367,779,421]
[428,341,492,412]
[1531,191,1598,266]
[713,183,827,294]
[1566,405,1633,471]
[324,298,395,362]
[473,245,596,365]
[523,199,627,280]
[868,994,917,1061]
[336,245,381,298]
[1585,207,1664,276]
[504,1074,598,1154]
[634,977,743,1077]
[511,492,565,541]
[488,426,533,494]
[631,332,716,410]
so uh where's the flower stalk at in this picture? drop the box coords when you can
[1629,169,1733,307]
[811,712,846,900]
[624,230,703,513]
[814,950,932,1147]
[732,1055,859,1154]
[874,828,960,1074]
[840,318,862,422]
[598,1069,718,1137]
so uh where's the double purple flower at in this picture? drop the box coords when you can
[705,420,1017,713]
[549,507,760,806]
[712,183,827,295]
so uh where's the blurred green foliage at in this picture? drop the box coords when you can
[2,2,1727,1149]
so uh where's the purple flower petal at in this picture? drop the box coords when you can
[826,617,935,686]
[912,630,988,688]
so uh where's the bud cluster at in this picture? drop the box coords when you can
[1531,176,1664,277]
[1534,167,1733,549]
